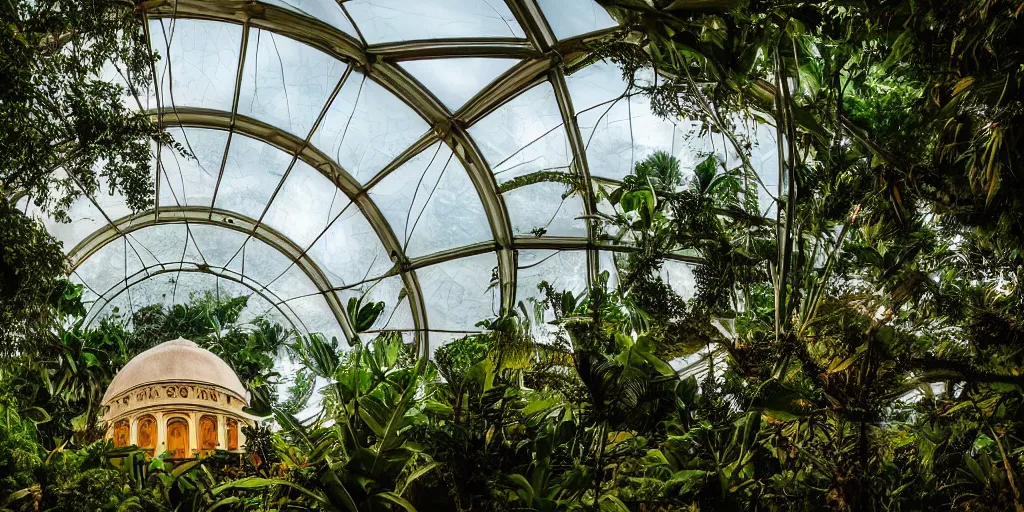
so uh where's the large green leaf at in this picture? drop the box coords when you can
[21,406,51,424]
[375,491,418,512]
[320,469,360,511]
[667,469,712,495]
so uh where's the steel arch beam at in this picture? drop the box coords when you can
[138,0,629,345]
[67,206,358,340]
[86,265,310,336]
[143,0,616,66]
[145,0,367,64]
[370,39,538,60]
[551,68,601,285]
[366,61,520,314]
[142,10,619,219]
[142,110,434,347]
[506,0,557,53]
[510,0,604,291]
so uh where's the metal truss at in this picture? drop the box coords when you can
[86,265,308,337]
[71,0,660,355]
[68,206,358,341]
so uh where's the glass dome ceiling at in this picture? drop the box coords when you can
[19,0,779,356]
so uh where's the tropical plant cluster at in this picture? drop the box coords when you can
[1,148,1022,510]
[0,291,292,509]
[2,0,1024,511]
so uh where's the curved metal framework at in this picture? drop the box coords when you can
[67,0,693,356]
[86,266,306,335]
[69,206,360,339]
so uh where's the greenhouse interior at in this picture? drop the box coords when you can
[1,0,1023,510]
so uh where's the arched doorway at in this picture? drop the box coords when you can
[199,415,218,454]
[113,419,130,447]
[137,415,157,454]
[166,418,189,458]
[226,418,238,451]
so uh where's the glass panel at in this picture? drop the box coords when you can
[597,250,620,290]
[265,264,320,302]
[212,277,287,327]
[598,251,696,301]
[537,0,616,40]
[187,224,249,270]
[170,271,236,304]
[237,29,348,137]
[71,272,100,309]
[233,237,293,290]
[660,259,697,302]
[87,174,135,227]
[79,246,354,344]
[32,172,137,254]
[469,82,565,179]
[74,237,146,296]
[311,71,429,184]
[504,182,587,237]
[370,142,492,258]
[515,250,588,342]
[158,127,229,208]
[281,293,345,341]
[30,199,100,254]
[747,122,781,214]
[125,273,183,311]
[570,61,780,213]
[262,0,358,37]
[306,204,394,289]
[566,59,631,113]
[214,133,292,219]
[126,223,205,270]
[194,277,297,330]
[400,58,519,111]
[569,60,678,182]
[417,252,498,331]
[491,125,573,184]
[87,290,133,327]
[515,249,588,303]
[88,270,195,325]
[92,271,303,333]
[576,94,687,182]
[149,19,242,113]
[345,0,525,44]
[471,81,583,235]
[262,160,350,249]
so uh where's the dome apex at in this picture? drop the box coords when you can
[101,338,248,404]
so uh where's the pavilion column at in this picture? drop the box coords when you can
[217,414,227,449]
[238,420,248,449]
[129,414,138,446]
[188,412,199,456]
[155,412,166,454]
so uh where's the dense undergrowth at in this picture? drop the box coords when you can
[1,151,1022,511]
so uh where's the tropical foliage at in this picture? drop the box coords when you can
[1,0,171,358]
[1,0,163,214]
[2,151,1022,511]
[3,0,1024,511]
[0,291,290,452]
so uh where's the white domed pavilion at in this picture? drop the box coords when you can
[101,338,255,458]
